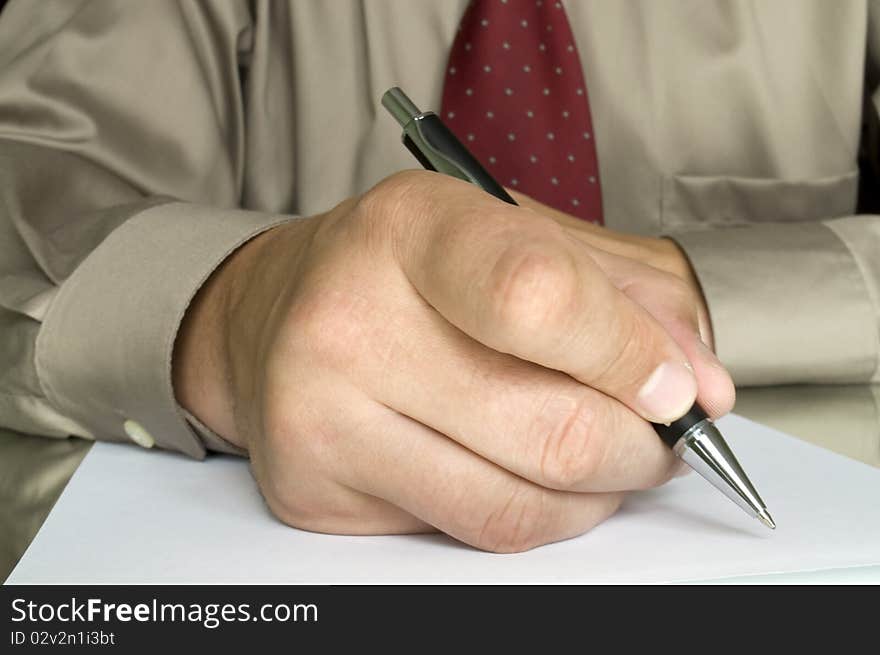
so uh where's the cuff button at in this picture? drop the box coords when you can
[123,420,155,449]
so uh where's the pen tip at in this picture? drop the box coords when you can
[757,509,776,530]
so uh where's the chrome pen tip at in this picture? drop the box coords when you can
[757,509,776,530]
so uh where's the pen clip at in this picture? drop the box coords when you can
[402,133,439,173]
[406,114,485,186]
[382,86,482,185]
[382,86,516,205]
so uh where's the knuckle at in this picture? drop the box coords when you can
[533,393,605,490]
[262,486,315,529]
[474,485,551,553]
[662,275,700,323]
[591,309,658,385]
[255,449,323,529]
[488,242,580,338]
[663,274,692,300]
[263,486,351,535]
[254,421,349,533]
[355,170,433,237]
[360,170,424,211]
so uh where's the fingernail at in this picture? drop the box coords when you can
[636,362,697,423]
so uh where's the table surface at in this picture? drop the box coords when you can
[2,383,878,583]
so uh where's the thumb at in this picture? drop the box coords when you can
[587,248,736,419]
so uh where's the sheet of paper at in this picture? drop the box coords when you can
[8,414,880,584]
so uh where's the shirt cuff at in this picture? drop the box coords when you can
[34,202,297,458]
[668,221,877,386]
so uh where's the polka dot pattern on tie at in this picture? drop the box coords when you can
[441,0,603,223]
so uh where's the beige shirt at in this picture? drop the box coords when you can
[0,0,878,458]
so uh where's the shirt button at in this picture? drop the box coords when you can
[123,419,155,449]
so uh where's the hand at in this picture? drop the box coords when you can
[173,170,735,552]
[510,191,732,418]
[510,191,714,343]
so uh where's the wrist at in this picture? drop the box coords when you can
[171,240,244,448]
[172,221,303,450]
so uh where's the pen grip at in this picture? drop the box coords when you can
[652,404,710,448]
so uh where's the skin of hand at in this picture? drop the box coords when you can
[509,191,731,419]
[172,170,735,553]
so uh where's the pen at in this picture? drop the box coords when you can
[382,86,776,530]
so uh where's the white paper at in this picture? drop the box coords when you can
[8,414,880,584]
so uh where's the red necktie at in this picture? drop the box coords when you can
[441,0,603,224]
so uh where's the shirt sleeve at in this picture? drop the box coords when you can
[664,2,880,387]
[669,221,877,386]
[0,0,293,457]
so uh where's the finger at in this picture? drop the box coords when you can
[265,482,436,536]
[247,375,436,536]
[509,189,659,265]
[507,189,732,417]
[347,292,680,492]
[335,396,624,553]
[392,172,697,424]
[511,192,716,342]
[587,248,735,419]
[680,340,736,419]
[627,301,734,420]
